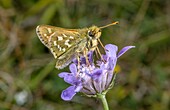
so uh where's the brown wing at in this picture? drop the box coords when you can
[36,25,82,58]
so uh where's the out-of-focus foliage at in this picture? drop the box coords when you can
[0,0,169,110]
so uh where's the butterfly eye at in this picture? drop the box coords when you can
[88,31,94,37]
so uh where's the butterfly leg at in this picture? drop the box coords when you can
[95,49,99,59]
[84,48,90,66]
[77,53,80,73]
[98,39,106,51]
[96,46,106,63]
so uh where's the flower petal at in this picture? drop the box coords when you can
[58,72,70,78]
[105,71,114,89]
[59,72,80,86]
[105,44,118,58]
[61,86,76,101]
[63,74,81,85]
[88,51,93,64]
[91,69,103,81]
[59,72,78,85]
[80,57,86,64]
[75,84,83,92]
[69,63,77,74]
[72,58,78,65]
[63,74,75,84]
[117,46,135,58]
[106,57,117,71]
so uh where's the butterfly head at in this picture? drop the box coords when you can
[88,26,102,39]
[87,21,119,40]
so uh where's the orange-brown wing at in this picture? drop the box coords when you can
[36,25,82,58]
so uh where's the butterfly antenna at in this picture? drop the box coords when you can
[99,21,119,29]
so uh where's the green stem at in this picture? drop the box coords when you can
[98,94,109,110]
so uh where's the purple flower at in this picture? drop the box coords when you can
[59,44,135,101]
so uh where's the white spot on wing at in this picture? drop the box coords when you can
[50,48,57,58]
[57,45,60,48]
[64,39,71,47]
[62,48,66,52]
[44,34,47,36]
[58,36,63,41]
[62,34,67,38]
[69,36,74,39]
[49,32,56,42]
[54,41,57,46]
[36,26,40,33]
[57,45,62,52]
[65,39,69,42]
[59,47,62,51]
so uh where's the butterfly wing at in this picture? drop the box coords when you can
[36,25,87,69]
[36,25,82,57]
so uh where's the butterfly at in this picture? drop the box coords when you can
[36,21,118,69]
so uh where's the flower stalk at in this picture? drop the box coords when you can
[98,94,109,110]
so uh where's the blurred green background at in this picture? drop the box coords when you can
[0,0,170,110]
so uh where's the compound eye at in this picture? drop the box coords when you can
[88,31,94,37]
